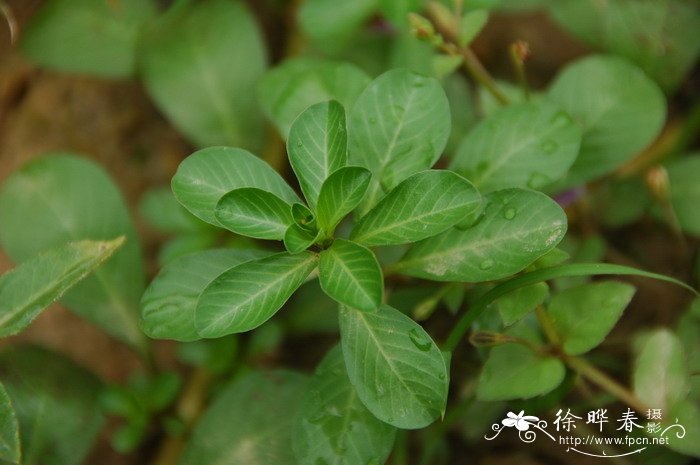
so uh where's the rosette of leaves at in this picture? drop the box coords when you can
[142,69,571,464]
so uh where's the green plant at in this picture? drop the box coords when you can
[1,0,700,464]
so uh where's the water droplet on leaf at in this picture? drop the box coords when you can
[479,259,494,270]
[527,172,549,189]
[540,139,558,154]
[408,328,432,351]
[503,207,516,220]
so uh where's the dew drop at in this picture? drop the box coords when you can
[438,372,446,380]
[503,207,516,220]
[527,172,549,189]
[550,110,573,126]
[540,139,558,154]
[408,328,432,351]
[331,367,342,376]
[479,259,494,270]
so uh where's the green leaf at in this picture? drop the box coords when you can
[293,345,396,465]
[319,239,383,312]
[0,155,146,350]
[348,69,451,212]
[396,188,567,282]
[547,55,666,185]
[20,0,156,77]
[444,262,697,352]
[0,382,19,464]
[0,238,124,338]
[195,252,318,337]
[0,346,104,465]
[351,170,481,246]
[548,0,700,92]
[665,154,700,236]
[496,282,548,326]
[288,101,348,209]
[299,0,379,53]
[259,58,371,138]
[139,187,208,235]
[450,101,582,191]
[284,224,319,254]
[140,249,269,341]
[215,188,294,240]
[477,321,566,401]
[179,370,307,465]
[316,167,371,236]
[339,305,449,429]
[547,281,636,355]
[171,147,299,227]
[458,9,488,47]
[140,0,267,149]
[291,203,317,232]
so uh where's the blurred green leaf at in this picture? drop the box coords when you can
[458,9,488,47]
[293,345,396,465]
[140,0,267,150]
[348,69,451,212]
[450,101,582,191]
[339,305,449,429]
[139,188,209,235]
[665,154,700,236]
[496,282,548,326]
[179,371,308,465]
[547,55,666,186]
[215,188,294,240]
[351,170,481,246]
[319,239,383,312]
[547,281,636,355]
[0,238,124,338]
[195,252,318,337]
[141,249,269,341]
[0,155,146,350]
[0,382,19,464]
[396,188,567,282]
[288,101,348,210]
[0,346,104,465]
[20,0,156,77]
[259,58,371,138]
[299,0,379,53]
[171,147,300,227]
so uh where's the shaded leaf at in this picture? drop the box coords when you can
[351,170,481,246]
[339,305,448,429]
[140,0,267,149]
[299,0,379,53]
[665,154,700,236]
[288,101,348,209]
[0,155,146,350]
[293,345,396,465]
[0,238,124,338]
[171,147,299,226]
[196,252,318,337]
[140,249,269,341]
[319,239,383,312]
[396,188,567,282]
[496,282,548,326]
[0,382,19,464]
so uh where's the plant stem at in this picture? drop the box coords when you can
[564,355,649,414]
[535,305,561,346]
[509,40,530,100]
[425,2,510,105]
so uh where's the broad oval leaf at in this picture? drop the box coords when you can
[284,224,319,254]
[450,101,582,191]
[293,345,396,465]
[259,58,371,138]
[171,147,299,226]
[350,170,481,246]
[316,166,371,236]
[288,101,348,209]
[547,281,636,355]
[477,322,566,401]
[0,382,19,464]
[496,282,549,326]
[0,346,104,465]
[0,155,146,351]
[319,239,383,312]
[339,305,448,429]
[140,0,267,149]
[665,154,700,236]
[299,0,379,53]
[140,249,269,341]
[139,187,209,235]
[195,252,318,337]
[215,188,293,240]
[0,238,124,338]
[547,55,666,185]
[396,188,567,282]
[180,370,308,465]
[20,0,156,77]
[349,69,451,211]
